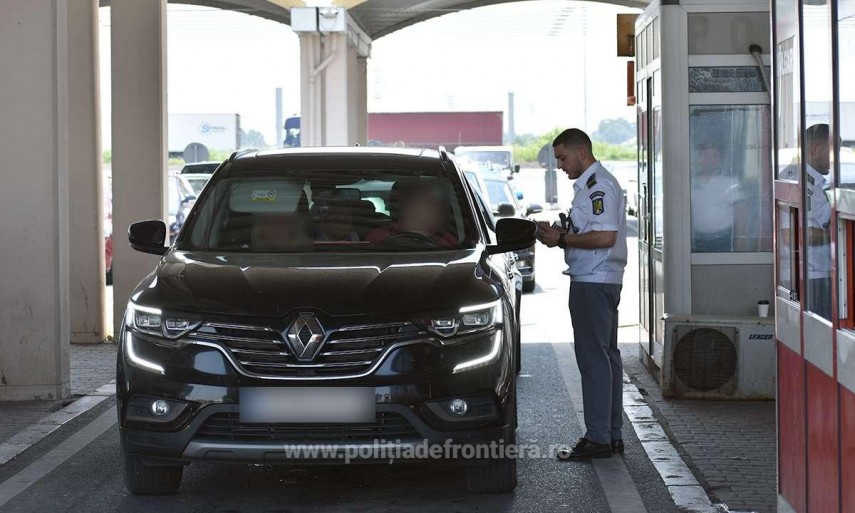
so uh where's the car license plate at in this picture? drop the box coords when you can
[239,387,375,423]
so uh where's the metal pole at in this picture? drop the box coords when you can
[507,91,516,144]
[275,87,283,149]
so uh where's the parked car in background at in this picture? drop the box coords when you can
[168,174,197,243]
[461,160,541,293]
[602,161,638,216]
[118,147,535,495]
[455,146,520,177]
[181,173,213,196]
[104,175,113,285]
[179,161,221,175]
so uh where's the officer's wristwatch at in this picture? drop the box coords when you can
[557,231,568,249]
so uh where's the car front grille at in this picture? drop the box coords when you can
[194,411,421,443]
[192,321,427,378]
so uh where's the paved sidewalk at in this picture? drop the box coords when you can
[621,340,776,513]
[0,343,116,445]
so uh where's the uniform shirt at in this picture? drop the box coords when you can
[805,164,832,278]
[691,172,744,237]
[565,161,628,284]
[776,163,832,279]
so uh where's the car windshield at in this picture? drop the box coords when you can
[484,180,514,211]
[185,176,211,195]
[178,166,477,253]
[457,151,511,170]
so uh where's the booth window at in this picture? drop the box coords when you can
[802,0,834,320]
[839,4,855,187]
[840,219,853,329]
[775,0,800,182]
[777,204,799,298]
[689,105,773,253]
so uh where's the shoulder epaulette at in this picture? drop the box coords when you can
[586,174,597,189]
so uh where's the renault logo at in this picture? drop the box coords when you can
[285,313,326,361]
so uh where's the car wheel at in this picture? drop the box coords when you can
[465,386,518,494]
[515,313,522,376]
[522,276,535,293]
[105,268,113,286]
[122,442,183,495]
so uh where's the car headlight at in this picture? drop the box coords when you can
[422,300,503,339]
[125,302,201,341]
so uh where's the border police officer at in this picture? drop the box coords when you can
[536,128,628,460]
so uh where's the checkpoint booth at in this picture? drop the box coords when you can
[633,1,777,400]
[773,0,855,511]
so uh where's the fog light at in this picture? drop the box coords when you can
[448,398,468,416]
[151,399,170,417]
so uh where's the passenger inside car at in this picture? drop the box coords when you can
[251,212,313,252]
[316,199,360,242]
[367,180,457,247]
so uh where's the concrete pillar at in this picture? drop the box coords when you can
[111,0,168,332]
[294,7,371,147]
[69,0,106,344]
[0,0,75,400]
[356,56,369,145]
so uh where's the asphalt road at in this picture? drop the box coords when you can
[0,216,684,513]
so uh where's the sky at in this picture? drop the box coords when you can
[98,1,639,150]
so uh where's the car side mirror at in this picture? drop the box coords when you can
[128,220,168,255]
[496,203,516,218]
[488,218,536,255]
[180,195,197,205]
[526,203,544,216]
[514,164,520,174]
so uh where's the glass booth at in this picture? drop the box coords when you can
[635,1,776,400]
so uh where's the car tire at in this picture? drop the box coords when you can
[122,443,183,495]
[465,391,518,494]
[105,268,113,286]
[522,276,535,293]
[515,308,522,376]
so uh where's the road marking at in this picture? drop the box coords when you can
[0,408,117,508]
[0,382,115,466]
[551,342,649,513]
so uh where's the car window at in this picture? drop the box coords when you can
[178,167,477,253]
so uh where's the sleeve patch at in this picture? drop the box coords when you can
[589,191,606,199]
[592,198,605,215]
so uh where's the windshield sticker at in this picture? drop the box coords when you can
[252,190,277,202]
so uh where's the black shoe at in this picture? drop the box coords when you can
[611,439,624,454]
[557,438,612,461]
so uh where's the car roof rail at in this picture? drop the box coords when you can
[229,148,258,161]
[438,146,451,162]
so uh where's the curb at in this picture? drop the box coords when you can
[0,381,115,466]
[622,374,744,513]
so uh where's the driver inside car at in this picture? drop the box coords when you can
[367,180,457,247]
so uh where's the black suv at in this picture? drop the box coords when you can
[118,147,536,495]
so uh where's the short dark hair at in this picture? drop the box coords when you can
[805,123,829,147]
[552,128,593,152]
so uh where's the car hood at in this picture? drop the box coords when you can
[131,249,500,318]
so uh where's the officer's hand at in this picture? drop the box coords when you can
[536,222,561,248]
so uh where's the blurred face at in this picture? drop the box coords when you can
[320,203,354,239]
[252,213,310,251]
[554,143,586,179]
[810,139,831,174]
[400,189,443,234]
[697,147,722,174]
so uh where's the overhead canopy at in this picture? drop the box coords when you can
[101,0,649,39]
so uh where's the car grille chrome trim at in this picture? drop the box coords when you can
[188,320,432,379]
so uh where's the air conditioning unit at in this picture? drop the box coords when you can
[661,314,775,399]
